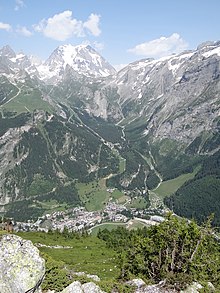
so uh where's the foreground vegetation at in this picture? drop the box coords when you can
[98,214,220,291]
[14,214,220,292]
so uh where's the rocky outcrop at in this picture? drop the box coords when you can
[60,281,105,293]
[125,279,209,293]
[0,234,45,293]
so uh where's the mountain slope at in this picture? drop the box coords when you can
[0,110,121,220]
[165,149,220,227]
[0,41,220,224]
[114,42,220,143]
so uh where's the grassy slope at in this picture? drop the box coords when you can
[2,90,53,114]
[76,179,125,211]
[90,219,149,236]
[17,232,119,280]
[153,166,200,199]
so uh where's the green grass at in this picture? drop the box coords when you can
[128,219,150,229]
[90,222,127,236]
[85,191,109,211]
[2,90,53,114]
[111,190,125,201]
[76,180,110,211]
[115,195,130,204]
[17,232,119,280]
[0,231,7,235]
[77,180,125,211]
[111,148,126,174]
[37,200,67,214]
[154,166,200,198]
[119,157,126,173]
[91,219,149,236]
[127,197,148,209]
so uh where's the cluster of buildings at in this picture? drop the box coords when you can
[14,202,131,232]
[12,195,167,233]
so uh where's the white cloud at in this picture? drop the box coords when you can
[34,11,84,41]
[93,41,104,51]
[16,26,32,37]
[34,10,101,41]
[83,13,101,36]
[15,0,25,11]
[128,33,188,58]
[0,22,12,32]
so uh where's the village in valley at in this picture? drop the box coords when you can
[7,198,166,234]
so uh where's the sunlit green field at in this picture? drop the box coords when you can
[153,166,200,198]
[90,219,149,236]
[76,179,125,211]
[1,90,53,114]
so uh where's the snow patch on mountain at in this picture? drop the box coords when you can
[37,44,116,82]
[10,53,26,63]
[202,46,220,58]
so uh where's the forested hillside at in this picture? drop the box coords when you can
[165,148,220,227]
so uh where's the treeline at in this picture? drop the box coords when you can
[165,149,220,227]
[107,149,152,191]
[75,109,124,144]
[98,215,220,290]
[5,183,81,222]
[150,141,201,181]
[0,111,31,136]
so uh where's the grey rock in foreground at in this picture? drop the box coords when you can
[58,279,208,293]
[60,281,106,293]
[0,234,45,293]
[127,279,208,293]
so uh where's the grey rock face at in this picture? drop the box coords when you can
[0,234,45,293]
[110,42,220,144]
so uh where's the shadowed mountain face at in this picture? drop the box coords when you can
[0,41,220,224]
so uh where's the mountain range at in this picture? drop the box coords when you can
[0,41,220,225]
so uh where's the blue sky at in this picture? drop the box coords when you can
[0,0,219,68]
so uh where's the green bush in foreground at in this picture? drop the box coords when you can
[98,214,220,290]
[41,253,71,291]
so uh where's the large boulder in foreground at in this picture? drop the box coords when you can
[0,234,45,293]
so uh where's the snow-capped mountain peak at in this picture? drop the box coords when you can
[0,45,16,58]
[36,44,116,82]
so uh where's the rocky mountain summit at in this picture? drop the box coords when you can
[0,44,116,84]
[40,44,116,82]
